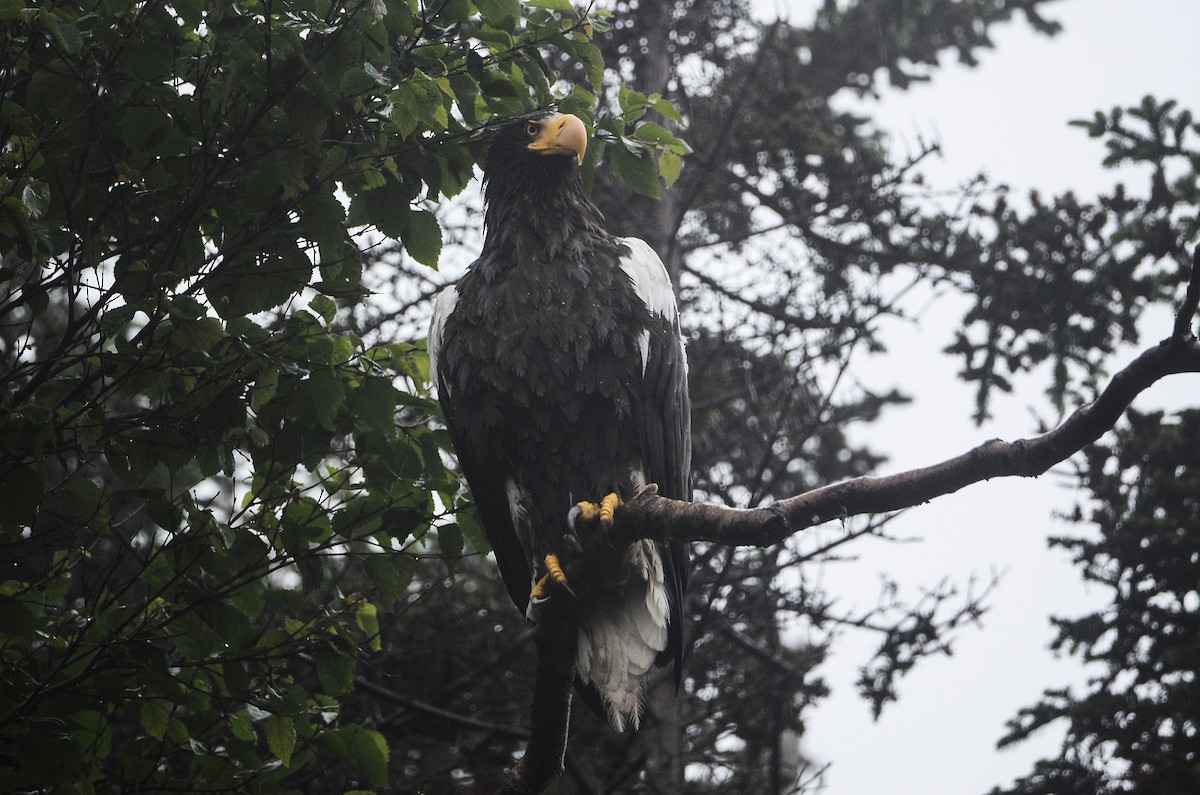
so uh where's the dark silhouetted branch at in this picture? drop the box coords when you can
[613,336,1200,549]
[498,595,581,795]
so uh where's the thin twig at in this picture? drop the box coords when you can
[1171,247,1199,342]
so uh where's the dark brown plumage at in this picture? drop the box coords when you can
[429,110,689,729]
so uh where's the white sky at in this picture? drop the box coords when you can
[754,1,1200,793]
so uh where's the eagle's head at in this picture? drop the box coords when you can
[484,111,587,193]
[490,110,587,165]
[481,111,594,240]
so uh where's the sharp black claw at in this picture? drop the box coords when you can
[565,505,587,552]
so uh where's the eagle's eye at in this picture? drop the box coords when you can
[525,121,540,138]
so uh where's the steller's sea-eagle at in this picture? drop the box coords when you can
[428,110,690,730]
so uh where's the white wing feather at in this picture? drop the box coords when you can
[618,237,678,373]
[427,285,458,397]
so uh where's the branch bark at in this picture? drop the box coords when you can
[497,595,581,794]
[614,336,1200,549]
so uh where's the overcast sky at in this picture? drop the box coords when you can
[750,1,1200,793]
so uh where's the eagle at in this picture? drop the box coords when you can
[427,110,690,730]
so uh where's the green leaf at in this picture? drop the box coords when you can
[0,596,40,637]
[64,477,106,529]
[120,106,172,154]
[140,700,170,741]
[628,121,686,152]
[40,10,84,54]
[307,369,346,432]
[652,96,685,124]
[476,0,521,24]
[403,210,442,267]
[659,150,682,187]
[173,317,225,353]
[0,1,26,22]
[332,495,386,539]
[363,555,409,610]
[347,182,412,239]
[310,294,337,324]
[229,710,256,742]
[266,715,296,767]
[341,726,389,787]
[355,602,381,652]
[299,189,349,266]
[526,0,574,10]
[438,522,463,575]
[99,304,137,338]
[354,376,399,437]
[21,180,50,219]
[173,0,202,27]
[206,246,314,319]
[609,142,660,199]
[0,465,44,530]
[250,368,279,412]
[315,649,356,696]
[456,509,491,555]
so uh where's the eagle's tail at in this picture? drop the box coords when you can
[573,540,671,731]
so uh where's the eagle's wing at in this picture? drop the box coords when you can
[429,285,534,611]
[619,237,691,503]
[618,237,691,674]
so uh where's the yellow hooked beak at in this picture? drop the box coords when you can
[526,113,587,166]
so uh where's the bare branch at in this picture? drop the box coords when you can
[1173,247,1200,341]
[498,595,581,794]
[614,339,1200,549]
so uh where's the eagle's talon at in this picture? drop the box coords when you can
[565,504,587,551]
[529,553,576,602]
[529,573,551,602]
[599,492,623,528]
[633,482,659,500]
[570,500,601,531]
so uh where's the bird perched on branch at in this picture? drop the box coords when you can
[428,110,690,730]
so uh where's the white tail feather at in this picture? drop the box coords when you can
[575,540,670,731]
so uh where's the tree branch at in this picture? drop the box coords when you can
[614,335,1200,548]
[498,594,581,794]
[1172,247,1200,341]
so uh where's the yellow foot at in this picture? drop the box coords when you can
[572,500,600,525]
[570,492,623,531]
[529,553,571,602]
[599,492,622,527]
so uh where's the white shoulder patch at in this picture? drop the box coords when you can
[427,284,458,397]
[618,238,679,372]
[618,237,677,321]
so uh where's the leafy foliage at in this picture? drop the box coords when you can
[947,96,1197,421]
[0,0,661,791]
[993,410,1200,795]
